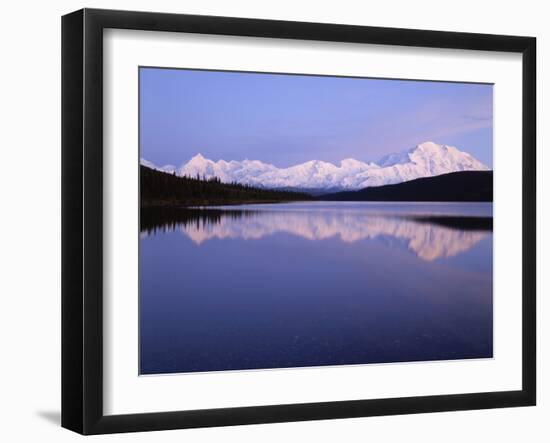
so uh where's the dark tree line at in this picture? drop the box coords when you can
[140,165,312,206]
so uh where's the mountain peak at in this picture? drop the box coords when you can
[415,141,442,151]
[190,153,206,161]
[185,153,214,169]
[412,141,463,157]
[340,158,368,168]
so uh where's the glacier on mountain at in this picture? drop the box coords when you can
[140,141,489,191]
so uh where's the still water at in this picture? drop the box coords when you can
[140,202,493,375]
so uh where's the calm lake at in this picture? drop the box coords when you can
[140,202,493,375]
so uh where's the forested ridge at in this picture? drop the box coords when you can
[141,165,312,206]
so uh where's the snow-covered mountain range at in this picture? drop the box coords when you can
[141,141,489,192]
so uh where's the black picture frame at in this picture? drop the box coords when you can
[62,8,536,435]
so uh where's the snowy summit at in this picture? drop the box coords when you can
[141,141,489,191]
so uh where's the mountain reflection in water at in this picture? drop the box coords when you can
[140,203,492,262]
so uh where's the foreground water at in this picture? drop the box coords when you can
[140,202,493,375]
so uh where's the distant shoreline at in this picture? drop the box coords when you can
[141,199,494,208]
[140,198,311,208]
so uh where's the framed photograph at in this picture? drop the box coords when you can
[62,8,536,434]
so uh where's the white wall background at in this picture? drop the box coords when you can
[0,0,546,441]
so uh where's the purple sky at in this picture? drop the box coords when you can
[140,67,493,168]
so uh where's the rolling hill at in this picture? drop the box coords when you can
[321,170,493,202]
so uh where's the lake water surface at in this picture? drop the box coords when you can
[140,202,493,374]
